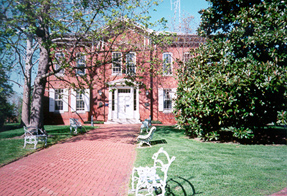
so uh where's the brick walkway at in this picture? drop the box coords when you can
[0,124,140,196]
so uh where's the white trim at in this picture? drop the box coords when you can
[49,88,55,112]
[71,89,76,112]
[112,52,122,75]
[159,88,176,113]
[158,88,163,112]
[108,79,140,121]
[84,89,90,112]
[63,89,69,112]
[126,52,136,75]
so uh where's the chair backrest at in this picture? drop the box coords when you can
[24,126,39,135]
[70,118,75,125]
[147,126,156,139]
[70,118,81,126]
[152,147,176,184]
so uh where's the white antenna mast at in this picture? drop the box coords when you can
[170,0,181,32]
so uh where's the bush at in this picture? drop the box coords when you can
[175,39,287,141]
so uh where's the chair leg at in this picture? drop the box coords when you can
[34,140,37,149]
[23,139,26,149]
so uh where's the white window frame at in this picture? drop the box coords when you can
[163,89,172,111]
[125,52,136,75]
[49,88,68,113]
[55,52,65,75]
[163,53,173,76]
[158,88,176,113]
[76,53,86,75]
[112,52,122,75]
[55,89,64,111]
[71,89,90,113]
[76,91,85,111]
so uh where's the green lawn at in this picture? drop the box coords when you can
[132,126,287,196]
[0,124,95,166]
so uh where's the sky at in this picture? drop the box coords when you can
[149,0,210,32]
[11,0,210,95]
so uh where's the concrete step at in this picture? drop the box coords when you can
[105,119,141,124]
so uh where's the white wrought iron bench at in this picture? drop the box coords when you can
[23,126,47,149]
[140,117,151,133]
[137,126,156,147]
[131,147,176,196]
[70,118,82,134]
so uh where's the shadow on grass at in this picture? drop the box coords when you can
[166,176,197,196]
[218,126,287,145]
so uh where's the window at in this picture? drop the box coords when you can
[76,91,85,111]
[126,52,136,75]
[55,89,64,111]
[118,89,130,93]
[112,52,122,74]
[76,53,86,75]
[183,52,192,64]
[71,89,90,112]
[163,89,172,110]
[163,53,172,75]
[55,53,65,75]
[49,89,68,112]
[158,88,176,112]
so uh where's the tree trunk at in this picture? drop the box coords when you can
[21,36,33,126]
[29,37,49,130]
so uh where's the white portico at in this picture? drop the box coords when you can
[106,79,141,124]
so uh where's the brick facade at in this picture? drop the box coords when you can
[44,25,204,125]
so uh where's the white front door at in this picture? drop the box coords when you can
[118,89,133,119]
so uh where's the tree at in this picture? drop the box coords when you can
[1,0,164,129]
[0,63,14,127]
[175,0,287,141]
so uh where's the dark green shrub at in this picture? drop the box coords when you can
[175,1,287,141]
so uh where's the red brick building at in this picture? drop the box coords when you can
[43,24,204,125]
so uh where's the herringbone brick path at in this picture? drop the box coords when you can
[0,124,140,196]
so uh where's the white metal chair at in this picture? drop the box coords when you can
[131,147,176,196]
[70,118,82,134]
[137,126,156,147]
[23,126,47,149]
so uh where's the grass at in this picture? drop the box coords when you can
[0,124,96,166]
[132,126,287,196]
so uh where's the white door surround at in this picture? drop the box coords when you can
[107,79,140,124]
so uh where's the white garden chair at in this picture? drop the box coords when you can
[137,126,156,147]
[70,118,82,134]
[131,147,176,196]
[23,126,47,149]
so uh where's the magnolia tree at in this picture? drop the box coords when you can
[175,0,287,141]
[1,0,167,129]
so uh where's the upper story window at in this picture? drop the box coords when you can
[112,52,122,75]
[163,53,172,75]
[55,89,64,111]
[76,91,85,111]
[55,52,65,75]
[76,53,86,75]
[125,52,136,75]
[183,52,192,64]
